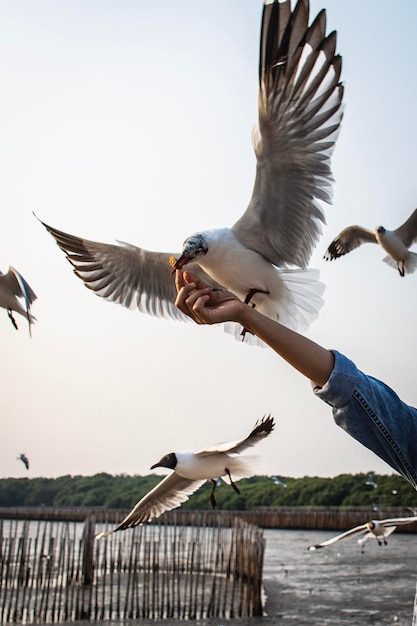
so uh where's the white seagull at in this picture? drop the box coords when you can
[324,208,417,277]
[39,0,343,344]
[0,267,37,336]
[308,516,417,550]
[96,415,274,538]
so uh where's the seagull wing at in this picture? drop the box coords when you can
[1,268,37,335]
[233,0,343,269]
[378,516,417,528]
[394,208,417,247]
[324,226,377,260]
[96,473,206,538]
[196,415,275,456]
[39,219,221,320]
[5,268,37,304]
[308,522,369,549]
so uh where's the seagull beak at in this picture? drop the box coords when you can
[150,462,162,470]
[174,253,191,269]
[172,253,192,274]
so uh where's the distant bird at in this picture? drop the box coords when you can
[0,267,37,336]
[96,415,274,538]
[272,476,287,488]
[324,208,417,277]
[38,0,343,343]
[17,453,29,470]
[365,472,378,489]
[308,516,417,550]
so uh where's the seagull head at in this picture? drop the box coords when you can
[376,226,386,234]
[174,234,208,269]
[150,452,178,471]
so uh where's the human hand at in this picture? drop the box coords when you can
[174,270,245,326]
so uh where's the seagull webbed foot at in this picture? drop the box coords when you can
[8,309,18,330]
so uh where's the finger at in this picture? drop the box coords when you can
[175,269,187,291]
[191,294,213,322]
[183,269,201,285]
[175,280,197,314]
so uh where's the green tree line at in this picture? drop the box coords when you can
[1,472,416,510]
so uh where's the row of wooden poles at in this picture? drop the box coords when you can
[0,512,265,623]
[1,506,417,531]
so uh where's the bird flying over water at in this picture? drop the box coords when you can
[17,453,29,470]
[308,516,417,550]
[324,208,417,277]
[0,267,37,336]
[39,0,343,344]
[96,415,274,538]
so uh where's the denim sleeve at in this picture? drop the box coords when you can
[313,351,417,489]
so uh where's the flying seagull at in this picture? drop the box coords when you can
[39,0,343,344]
[96,415,274,538]
[365,472,378,489]
[324,208,417,277]
[308,516,417,550]
[17,453,29,470]
[0,267,37,336]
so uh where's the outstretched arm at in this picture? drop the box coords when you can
[175,270,334,388]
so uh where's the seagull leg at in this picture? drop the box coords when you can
[244,288,269,306]
[7,309,18,330]
[398,261,405,277]
[240,288,269,340]
[225,468,240,495]
[209,479,218,509]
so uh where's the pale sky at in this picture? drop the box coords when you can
[2,0,417,482]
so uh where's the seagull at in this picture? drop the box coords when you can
[272,476,287,487]
[17,453,29,470]
[96,415,274,538]
[0,267,37,336]
[365,472,378,489]
[38,0,343,344]
[308,516,417,550]
[324,208,417,277]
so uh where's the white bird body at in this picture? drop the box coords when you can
[359,520,395,544]
[175,449,256,483]
[308,516,417,550]
[0,267,37,336]
[375,228,409,260]
[96,415,274,538]
[193,228,273,298]
[39,0,343,343]
[324,208,417,276]
[189,228,324,330]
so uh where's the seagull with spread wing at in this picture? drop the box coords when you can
[0,267,37,336]
[308,516,417,550]
[17,453,29,470]
[39,0,343,344]
[324,208,417,277]
[96,415,274,538]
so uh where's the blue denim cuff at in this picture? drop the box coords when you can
[313,350,359,408]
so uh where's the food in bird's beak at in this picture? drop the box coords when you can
[170,254,190,274]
